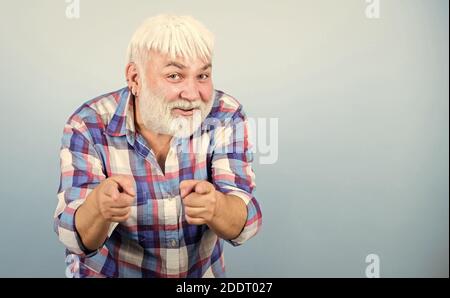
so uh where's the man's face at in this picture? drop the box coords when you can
[136,50,214,138]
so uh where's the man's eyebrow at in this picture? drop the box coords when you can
[164,62,212,71]
[165,62,187,69]
[201,63,212,70]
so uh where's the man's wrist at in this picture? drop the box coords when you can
[82,190,110,225]
[209,190,226,226]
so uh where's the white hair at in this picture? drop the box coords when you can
[127,14,214,70]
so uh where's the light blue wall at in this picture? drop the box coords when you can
[0,0,448,277]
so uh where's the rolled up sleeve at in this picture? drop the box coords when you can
[53,118,106,256]
[211,107,262,246]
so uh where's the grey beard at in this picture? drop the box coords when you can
[136,83,213,138]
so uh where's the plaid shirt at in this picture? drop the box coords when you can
[53,87,262,278]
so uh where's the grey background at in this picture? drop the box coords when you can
[0,0,448,277]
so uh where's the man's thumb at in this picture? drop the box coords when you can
[180,180,199,198]
[111,175,136,196]
[194,181,213,195]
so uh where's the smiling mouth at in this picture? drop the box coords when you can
[172,107,198,116]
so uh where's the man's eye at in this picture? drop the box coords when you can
[168,73,181,80]
[199,74,209,80]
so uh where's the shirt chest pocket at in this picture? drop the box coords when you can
[117,191,156,244]
[134,191,177,248]
[177,152,211,182]
[136,190,152,221]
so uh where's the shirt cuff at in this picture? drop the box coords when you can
[223,190,262,246]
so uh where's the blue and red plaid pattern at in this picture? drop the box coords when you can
[54,87,262,277]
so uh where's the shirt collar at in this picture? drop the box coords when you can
[105,87,136,141]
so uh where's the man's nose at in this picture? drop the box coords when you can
[180,79,200,101]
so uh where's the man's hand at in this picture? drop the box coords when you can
[92,175,136,223]
[75,175,136,251]
[179,179,247,240]
[179,180,220,225]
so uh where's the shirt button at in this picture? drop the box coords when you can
[170,239,178,248]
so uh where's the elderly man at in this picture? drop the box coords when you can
[54,14,262,278]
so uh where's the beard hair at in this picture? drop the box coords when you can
[137,80,214,138]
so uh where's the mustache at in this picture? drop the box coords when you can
[167,100,203,110]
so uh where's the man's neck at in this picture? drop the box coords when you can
[136,122,172,174]
[133,95,173,174]
[133,96,172,150]
[135,121,172,151]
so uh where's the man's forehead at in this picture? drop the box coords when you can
[151,50,211,70]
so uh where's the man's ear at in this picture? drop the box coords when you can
[125,63,141,97]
